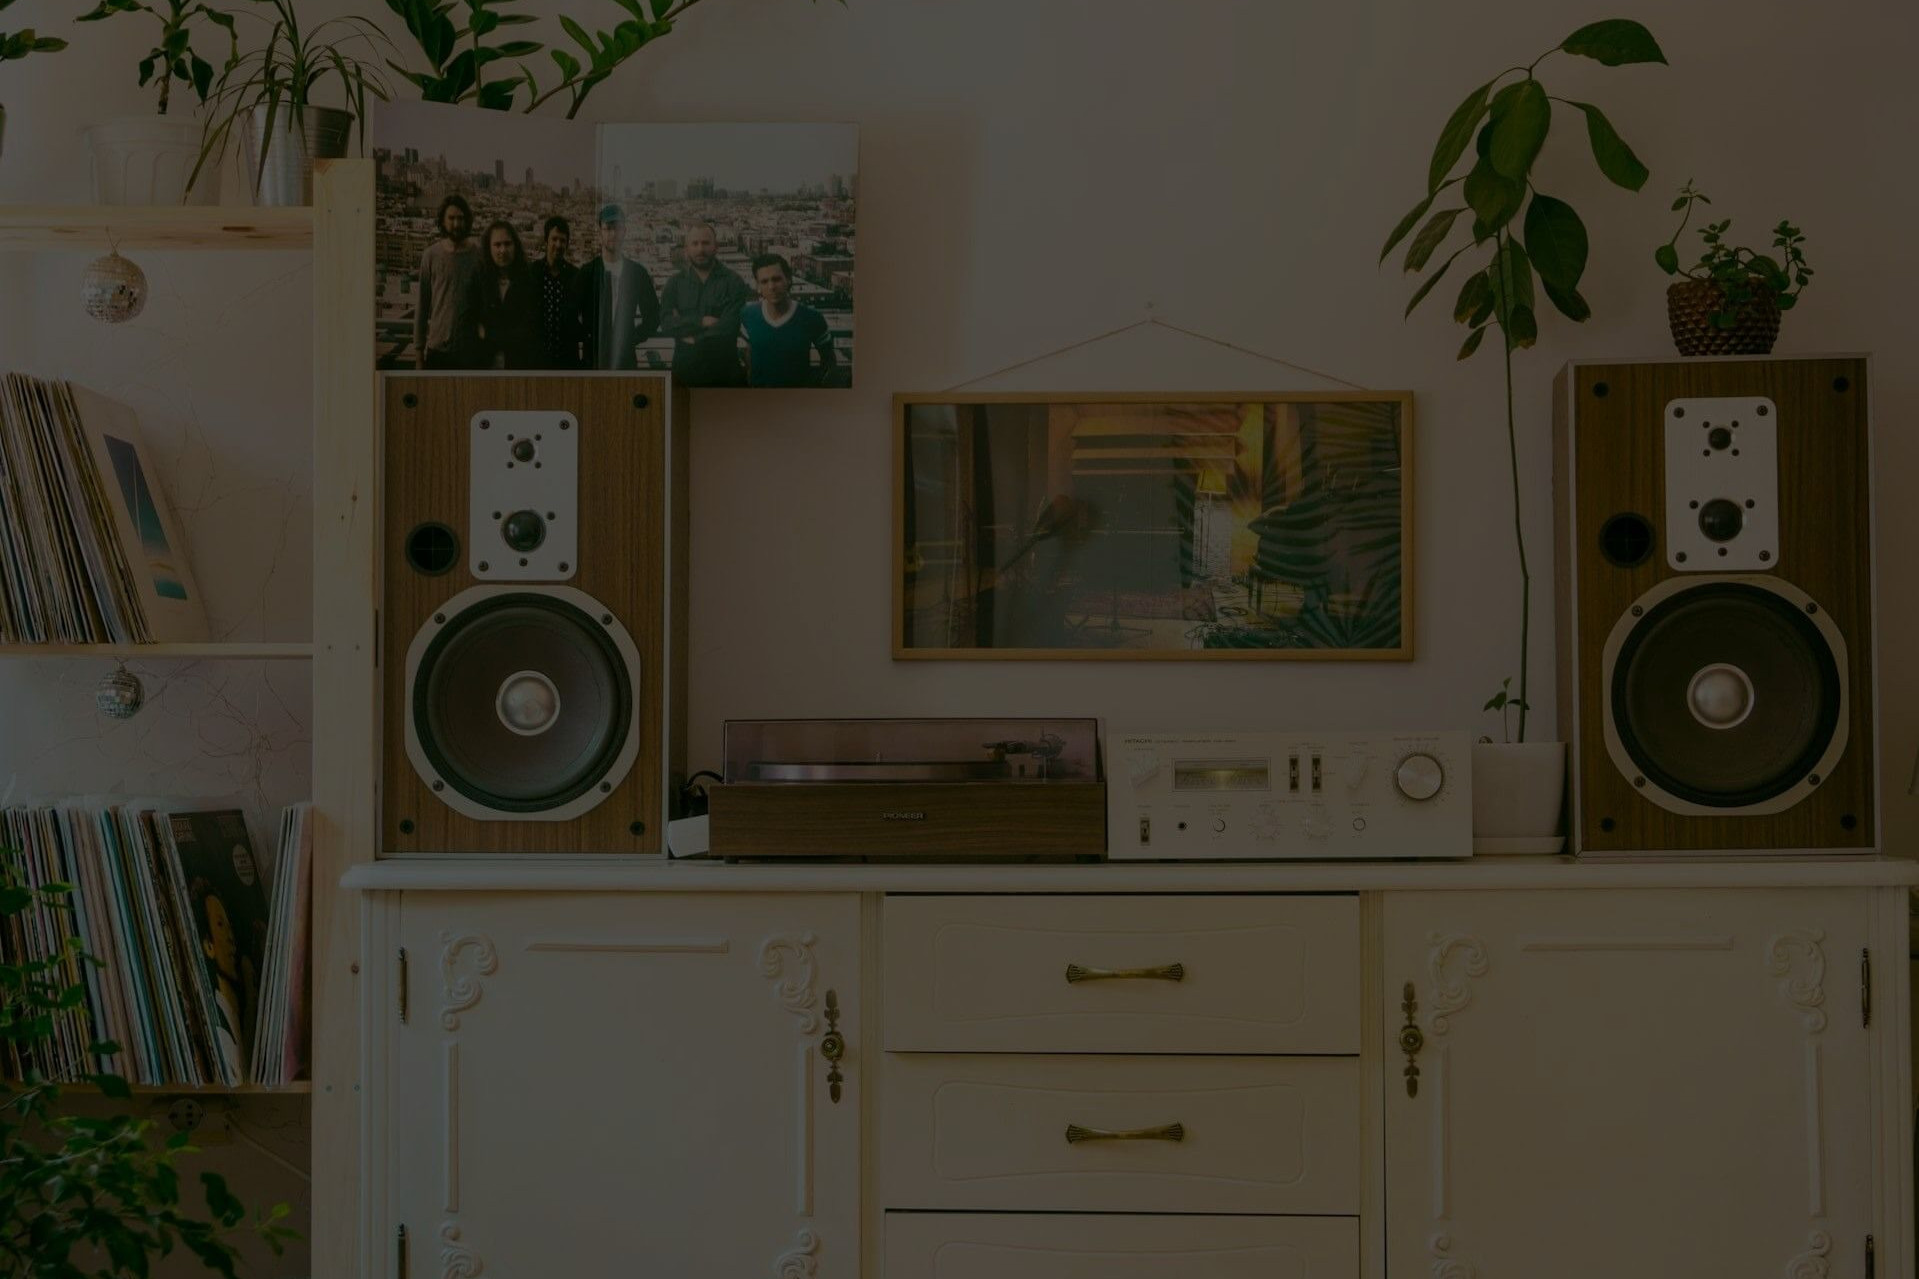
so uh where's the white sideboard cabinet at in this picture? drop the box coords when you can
[364,890,862,1278]
[349,859,1918,1279]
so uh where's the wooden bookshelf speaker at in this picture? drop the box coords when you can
[1554,356,1875,857]
[381,376,687,854]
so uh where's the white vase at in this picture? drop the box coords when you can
[86,114,222,206]
[1471,740,1567,854]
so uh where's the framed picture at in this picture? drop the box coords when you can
[894,392,1414,660]
[371,102,857,387]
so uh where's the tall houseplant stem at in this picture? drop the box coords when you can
[1498,231,1531,742]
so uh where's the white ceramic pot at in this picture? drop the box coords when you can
[87,114,221,206]
[1471,740,1567,854]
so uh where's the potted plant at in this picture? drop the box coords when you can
[1,854,296,1273]
[0,9,68,163]
[1655,181,1811,356]
[192,0,392,205]
[384,0,840,117]
[75,0,237,204]
[1380,18,1667,852]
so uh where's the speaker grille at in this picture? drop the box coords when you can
[1608,581,1841,809]
[412,592,633,813]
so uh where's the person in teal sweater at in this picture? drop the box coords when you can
[740,254,837,388]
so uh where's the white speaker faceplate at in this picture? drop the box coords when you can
[1663,395,1779,571]
[470,410,579,581]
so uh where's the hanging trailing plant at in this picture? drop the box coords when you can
[1381,17,1667,742]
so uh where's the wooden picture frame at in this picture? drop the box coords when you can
[893,391,1415,661]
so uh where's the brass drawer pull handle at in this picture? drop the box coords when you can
[1065,1122,1186,1144]
[1064,962,1185,984]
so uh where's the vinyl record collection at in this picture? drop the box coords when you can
[0,801,312,1088]
[0,372,207,645]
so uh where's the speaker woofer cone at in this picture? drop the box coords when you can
[405,586,642,820]
[1602,577,1847,815]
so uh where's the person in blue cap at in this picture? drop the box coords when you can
[576,202,660,371]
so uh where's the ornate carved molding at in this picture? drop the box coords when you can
[1768,929,1828,1034]
[1426,933,1489,1036]
[1786,1229,1831,1279]
[1430,1231,1477,1279]
[774,1228,821,1278]
[759,932,822,1034]
[440,1222,482,1278]
[439,932,499,1032]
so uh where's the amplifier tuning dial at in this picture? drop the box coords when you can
[1395,753,1445,802]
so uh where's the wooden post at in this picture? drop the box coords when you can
[312,157,379,1279]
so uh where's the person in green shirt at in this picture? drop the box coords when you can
[658,221,751,387]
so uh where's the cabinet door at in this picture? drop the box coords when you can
[1384,889,1873,1278]
[384,892,860,1277]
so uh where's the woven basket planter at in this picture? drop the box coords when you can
[1666,278,1781,356]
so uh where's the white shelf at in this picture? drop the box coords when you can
[0,205,313,253]
[0,642,313,660]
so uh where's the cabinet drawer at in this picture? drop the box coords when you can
[883,894,1359,1052]
[883,1212,1359,1278]
[881,1054,1359,1214]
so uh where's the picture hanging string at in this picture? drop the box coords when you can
[942,306,1368,393]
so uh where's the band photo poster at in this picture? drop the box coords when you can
[372,102,857,388]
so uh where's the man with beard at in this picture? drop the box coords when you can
[658,221,751,386]
[413,193,483,369]
[577,203,660,371]
[536,215,585,369]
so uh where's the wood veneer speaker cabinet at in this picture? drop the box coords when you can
[380,376,688,854]
[1553,356,1874,856]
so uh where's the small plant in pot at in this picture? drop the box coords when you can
[192,0,392,206]
[75,0,237,204]
[0,8,69,164]
[1656,181,1812,356]
[1381,18,1668,853]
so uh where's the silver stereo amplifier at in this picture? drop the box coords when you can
[1107,730,1473,860]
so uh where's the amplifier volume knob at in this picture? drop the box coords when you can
[1395,753,1445,802]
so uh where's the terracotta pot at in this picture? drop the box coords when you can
[1666,278,1781,357]
[86,114,222,206]
[1471,740,1566,854]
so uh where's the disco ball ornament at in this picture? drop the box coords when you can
[94,665,145,719]
[81,251,148,324]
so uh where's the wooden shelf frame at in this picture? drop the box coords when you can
[0,205,313,253]
[23,1080,316,1097]
[0,642,314,660]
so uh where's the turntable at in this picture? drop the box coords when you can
[704,718,1105,860]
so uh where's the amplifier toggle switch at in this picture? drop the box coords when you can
[1395,753,1445,802]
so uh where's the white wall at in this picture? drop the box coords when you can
[0,0,1912,857]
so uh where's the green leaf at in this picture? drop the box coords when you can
[1403,207,1465,272]
[1457,326,1488,360]
[1487,78,1549,181]
[1542,279,1591,322]
[91,1072,134,1099]
[1453,270,1491,324]
[1380,188,1438,263]
[558,12,595,54]
[1522,193,1588,290]
[1464,156,1523,238]
[1404,252,1459,317]
[1561,19,1667,67]
[494,39,540,56]
[550,47,580,79]
[1654,243,1680,274]
[1508,302,1539,348]
[1428,79,1492,193]
[1568,100,1649,191]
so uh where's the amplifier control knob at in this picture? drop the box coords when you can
[1395,753,1445,802]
